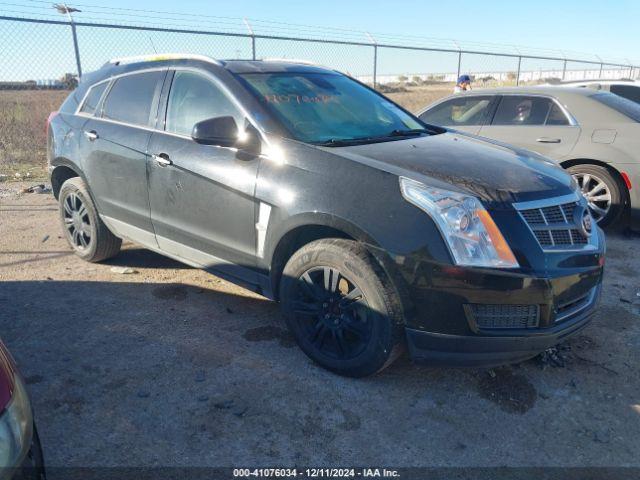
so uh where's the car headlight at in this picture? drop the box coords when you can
[0,374,33,469]
[400,177,519,268]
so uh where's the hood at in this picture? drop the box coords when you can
[325,131,576,206]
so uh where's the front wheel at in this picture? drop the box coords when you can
[280,239,404,377]
[568,164,623,228]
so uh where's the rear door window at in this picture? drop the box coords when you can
[544,103,570,126]
[101,71,164,127]
[79,82,108,115]
[420,96,494,126]
[492,96,569,126]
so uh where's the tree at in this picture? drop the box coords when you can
[59,73,78,89]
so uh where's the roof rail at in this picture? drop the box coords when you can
[107,53,221,66]
[262,58,318,66]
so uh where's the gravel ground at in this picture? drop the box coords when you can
[1,182,639,471]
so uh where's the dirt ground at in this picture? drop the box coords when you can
[1,182,639,472]
[385,84,453,113]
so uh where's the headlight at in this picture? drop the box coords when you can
[400,177,519,268]
[0,374,33,469]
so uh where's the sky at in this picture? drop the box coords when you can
[2,0,638,81]
[74,0,638,63]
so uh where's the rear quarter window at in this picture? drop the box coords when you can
[79,82,108,115]
[609,85,640,104]
[592,92,640,122]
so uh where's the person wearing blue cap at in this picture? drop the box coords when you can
[454,74,472,93]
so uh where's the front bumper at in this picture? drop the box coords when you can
[406,283,600,367]
[396,224,605,368]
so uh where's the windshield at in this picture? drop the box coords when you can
[238,72,431,145]
[592,92,640,122]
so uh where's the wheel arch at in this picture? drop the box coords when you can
[50,159,83,199]
[266,213,405,304]
[560,158,631,207]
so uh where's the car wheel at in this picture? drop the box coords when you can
[567,164,623,227]
[58,177,122,262]
[280,238,404,377]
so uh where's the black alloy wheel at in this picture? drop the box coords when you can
[292,266,373,361]
[280,238,403,377]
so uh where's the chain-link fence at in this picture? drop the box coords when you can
[1,15,638,179]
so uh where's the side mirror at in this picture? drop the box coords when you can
[191,116,239,147]
[236,122,262,158]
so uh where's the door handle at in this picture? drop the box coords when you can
[83,130,98,141]
[152,153,172,167]
[536,137,561,143]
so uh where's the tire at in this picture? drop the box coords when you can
[280,238,404,377]
[58,177,121,262]
[567,164,623,228]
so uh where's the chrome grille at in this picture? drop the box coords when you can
[466,304,540,329]
[520,208,545,224]
[517,199,590,250]
[541,205,566,224]
[570,229,588,245]
[551,229,572,245]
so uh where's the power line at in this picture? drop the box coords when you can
[3,0,634,64]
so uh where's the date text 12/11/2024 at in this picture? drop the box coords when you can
[233,468,401,478]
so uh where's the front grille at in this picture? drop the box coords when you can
[466,304,540,330]
[551,229,571,245]
[571,229,588,244]
[517,200,589,250]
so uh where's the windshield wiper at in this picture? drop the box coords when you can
[315,137,375,147]
[315,129,432,147]
[388,128,431,137]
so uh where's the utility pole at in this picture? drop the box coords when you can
[54,3,82,79]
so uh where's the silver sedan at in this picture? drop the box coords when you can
[418,86,640,227]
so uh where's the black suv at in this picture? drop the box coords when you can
[48,55,605,377]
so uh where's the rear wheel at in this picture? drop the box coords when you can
[58,177,121,262]
[567,164,623,227]
[280,239,403,377]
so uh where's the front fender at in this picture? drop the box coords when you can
[263,211,380,267]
